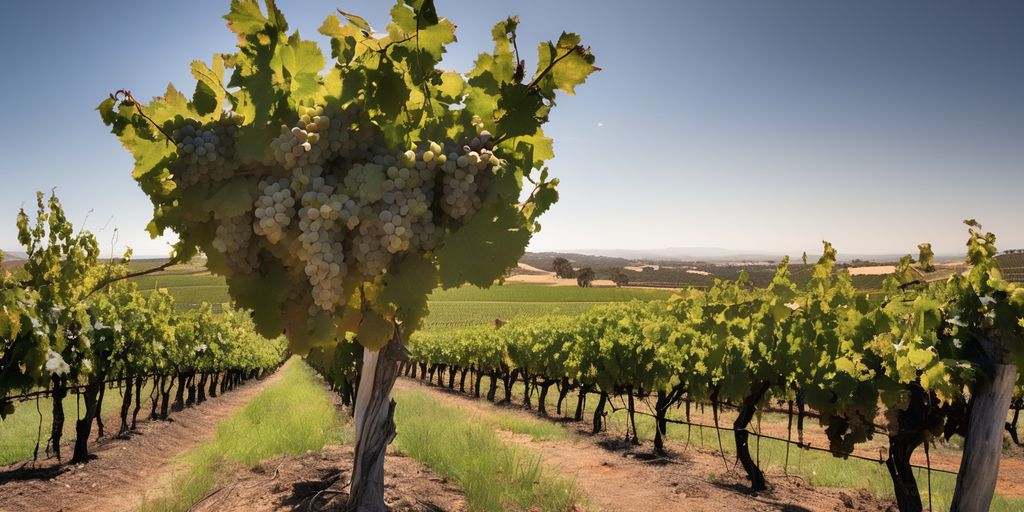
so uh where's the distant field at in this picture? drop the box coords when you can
[127,266,674,328]
[429,283,674,302]
[424,302,598,331]
[128,262,888,329]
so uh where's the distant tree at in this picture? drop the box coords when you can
[612,269,630,287]
[576,267,595,288]
[918,243,935,272]
[552,257,576,278]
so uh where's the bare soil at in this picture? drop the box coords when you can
[506,263,619,287]
[396,378,899,512]
[0,371,284,512]
[189,444,466,512]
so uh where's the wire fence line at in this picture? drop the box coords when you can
[597,393,961,477]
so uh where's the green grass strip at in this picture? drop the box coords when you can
[140,358,347,511]
[393,389,583,512]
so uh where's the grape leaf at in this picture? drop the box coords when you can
[495,83,543,139]
[319,14,363,63]
[191,55,227,117]
[338,9,373,34]
[358,309,394,350]
[225,0,270,38]
[376,253,438,335]
[274,32,325,108]
[435,173,530,288]
[436,71,465,102]
[532,33,598,96]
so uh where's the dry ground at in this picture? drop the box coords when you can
[395,379,899,512]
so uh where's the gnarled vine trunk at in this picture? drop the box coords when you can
[209,372,219,398]
[119,373,134,436]
[131,376,144,430]
[186,372,197,407]
[49,375,67,460]
[575,385,589,421]
[734,380,770,491]
[197,373,208,404]
[486,372,498,402]
[346,325,407,512]
[555,378,570,416]
[537,380,553,416]
[593,390,608,434]
[522,372,533,409]
[172,372,187,412]
[71,375,103,463]
[95,383,106,438]
[654,385,685,456]
[501,370,517,404]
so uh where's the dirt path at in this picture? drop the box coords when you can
[395,379,896,512]
[187,444,467,512]
[0,369,284,512]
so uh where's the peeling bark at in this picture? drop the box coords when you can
[951,362,1018,512]
[346,325,407,512]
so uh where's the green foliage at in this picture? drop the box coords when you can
[0,192,286,424]
[100,0,598,364]
[918,242,935,272]
[407,226,1024,500]
[575,267,595,288]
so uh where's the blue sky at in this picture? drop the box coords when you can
[0,1,1021,259]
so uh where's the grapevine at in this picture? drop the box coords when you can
[99,1,597,508]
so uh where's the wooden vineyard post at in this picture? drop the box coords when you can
[950,361,1018,512]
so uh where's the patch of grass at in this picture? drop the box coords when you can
[0,381,155,465]
[393,389,582,512]
[485,412,569,442]
[139,359,347,511]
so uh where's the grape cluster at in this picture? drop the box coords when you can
[253,178,296,244]
[174,103,499,314]
[270,105,374,173]
[170,114,242,187]
[212,212,256,273]
[440,132,497,220]
[344,147,441,275]
[296,176,357,311]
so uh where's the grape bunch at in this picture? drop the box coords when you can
[270,105,375,174]
[253,178,296,244]
[169,102,498,314]
[346,147,440,275]
[440,132,497,220]
[212,212,256,273]
[170,113,242,187]
[296,176,355,311]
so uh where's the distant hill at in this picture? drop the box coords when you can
[0,250,27,260]
[518,250,960,291]
[550,247,962,264]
